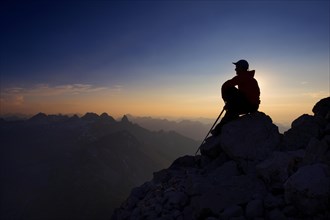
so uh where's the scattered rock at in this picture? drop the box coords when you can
[256,150,305,189]
[284,163,330,215]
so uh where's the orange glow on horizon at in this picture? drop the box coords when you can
[0,76,328,127]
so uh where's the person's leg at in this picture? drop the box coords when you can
[211,87,240,136]
[211,110,239,136]
[238,94,259,115]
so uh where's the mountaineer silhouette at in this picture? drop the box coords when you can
[211,59,260,136]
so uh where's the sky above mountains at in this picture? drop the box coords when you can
[0,0,329,126]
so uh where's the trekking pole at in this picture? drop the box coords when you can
[195,106,225,155]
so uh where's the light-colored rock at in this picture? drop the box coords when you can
[284,163,330,215]
[220,112,281,162]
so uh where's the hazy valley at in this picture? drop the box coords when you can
[0,113,199,220]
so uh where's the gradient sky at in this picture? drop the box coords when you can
[0,0,329,126]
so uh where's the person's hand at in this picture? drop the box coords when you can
[224,102,228,110]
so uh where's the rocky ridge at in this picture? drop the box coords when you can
[112,97,330,220]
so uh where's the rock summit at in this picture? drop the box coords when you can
[112,97,330,220]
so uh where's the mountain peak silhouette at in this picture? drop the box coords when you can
[100,112,116,123]
[121,115,130,123]
[29,112,48,122]
[81,112,100,122]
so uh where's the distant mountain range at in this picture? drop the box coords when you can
[127,115,290,138]
[126,114,213,141]
[0,113,199,220]
[0,113,289,138]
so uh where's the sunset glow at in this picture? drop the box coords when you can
[1,1,329,126]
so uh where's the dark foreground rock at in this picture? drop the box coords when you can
[112,97,330,220]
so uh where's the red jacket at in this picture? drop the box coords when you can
[221,70,260,106]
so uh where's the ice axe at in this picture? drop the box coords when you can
[195,106,225,155]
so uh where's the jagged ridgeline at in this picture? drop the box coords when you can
[112,97,330,220]
[0,113,198,220]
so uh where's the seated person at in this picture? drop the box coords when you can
[212,59,260,136]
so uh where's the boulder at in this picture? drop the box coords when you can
[220,112,281,162]
[303,136,330,166]
[200,135,222,158]
[282,114,326,150]
[256,150,305,189]
[284,163,330,215]
[312,97,330,118]
[170,155,198,169]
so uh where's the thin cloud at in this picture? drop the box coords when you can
[111,85,123,92]
[3,87,25,94]
[303,91,328,99]
[25,84,109,96]
[0,83,120,107]
[2,84,109,96]
[0,94,24,106]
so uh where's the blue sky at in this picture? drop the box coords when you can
[0,0,329,125]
